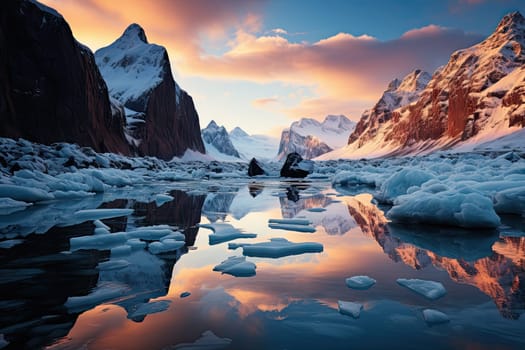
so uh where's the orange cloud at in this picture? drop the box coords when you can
[252,97,279,108]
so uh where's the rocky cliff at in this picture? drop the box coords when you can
[0,0,129,154]
[95,24,205,160]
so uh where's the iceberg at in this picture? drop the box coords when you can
[396,278,447,300]
[422,309,450,325]
[345,275,376,290]
[338,300,363,318]
[213,256,256,277]
[199,223,257,245]
[229,238,323,258]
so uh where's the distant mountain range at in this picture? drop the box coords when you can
[277,115,356,160]
[322,12,525,159]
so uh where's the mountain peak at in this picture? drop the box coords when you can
[118,23,148,47]
[206,120,219,129]
[230,126,249,138]
[496,11,525,34]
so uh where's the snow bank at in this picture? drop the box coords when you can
[376,168,435,203]
[213,256,256,277]
[345,275,376,290]
[229,237,323,258]
[396,278,447,300]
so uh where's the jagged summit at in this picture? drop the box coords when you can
[206,120,219,129]
[119,23,149,45]
[495,11,525,35]
[202,120,240,159]
[230,126,249,138]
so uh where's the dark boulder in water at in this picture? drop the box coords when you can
[280,152,313,178]
[248,158,265,177]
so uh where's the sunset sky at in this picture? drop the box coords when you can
[42,0,525,136]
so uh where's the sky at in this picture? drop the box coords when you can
[42,0,525,136]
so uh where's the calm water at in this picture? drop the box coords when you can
[1,178,524,349]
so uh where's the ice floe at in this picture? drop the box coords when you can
[345,276,376,290]
[268,218,312,225]
[148,239,185,254]
[199,223,257,245]
[97,259,130,271]
[213,256,256,277]
[129,300,171,320]
[0,184,54,202]
[74,208,134,221]
[268,223,316,233]
[422,309,450,325]
[338,300,363,318]
[65,282,129,312]
[229,237,323,258]
[396,278,447,300]
[180,292,191,298]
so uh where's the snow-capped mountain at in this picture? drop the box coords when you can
[0,0,129,155]
[229,127,280,161]
[202,121,241,160]
[277,115,356,160]
[325,12,525,159]
[95,24,204,160]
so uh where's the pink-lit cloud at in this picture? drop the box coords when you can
[252,97,279,107]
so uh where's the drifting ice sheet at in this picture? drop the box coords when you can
[268,223,316,233]
[422,309,450,325]
[397,278,447,300]
[345,275,376,290]
[65,282,129,312]
[268,218,312,225]
[213,256,256,277]
[199,223,257,245]
[74,208,134,221]
[129,300,171,320]
[229,237,323,258]
[338,300,363,318]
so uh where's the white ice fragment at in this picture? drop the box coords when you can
[160,232,186,242]
[111,245,132,256]
[65,282,129,312]
[338,300,363,318]
[199,223,257,245]
[345,276,376,290]
[94,227,110,235]
[52,190,95,199]
[74,209,133,221]
[70,232,128,251]
[171,330,232,350]
[397,278,447,300]
[148,239,185,254]
[155,194,174,206]
[422,309,450,325]
[0,184,54,202]
[307,207,327,212]
[376,168,435,203]
[229,237,323,258]
[494,187,525,215]
[0,197,32,213]
[268,223,316,233]
[129,300,171,320]
[127,228,175,240]
[213,256,256,277]
[126,238,147,250]
[94,219,110,230]
[268,218,312,226]
[97,259,130,271]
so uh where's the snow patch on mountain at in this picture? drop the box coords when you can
[229,127,280,161]
[202,121,241,160]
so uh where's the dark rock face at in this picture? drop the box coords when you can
[0,0,129,154]
[280,152,311,178]
[248,157,265,177]
[201,120,240,158]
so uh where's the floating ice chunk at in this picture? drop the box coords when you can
[268,223,316,233]
[422,309,450,325]
[0,184,54,202]
[338,300,363,318]
[127,227,175,240]
[229,237,323,258]
[376,168,435,203]
[396,278,447,300]
[494,187,525,215]
[97,259,130,271]
[0,239,24,249]
[148,239,185,254]
[126,238,147,250]
[180,292,191,298]
[155,194,174,206]
[65,282,129,312]
[213,256,256,277]
[70,232,128,251]
[171,330,232,350]
[160,232,186,241]
[111,245,132,256]
[94,227,110,235]
[268,218,312,225]
[74,208,134,221]
[387,190,500,228]
[0,197,32,215]
[52,190,95,199]
[199,223,257,245]
[345,276,376,290]
[94,219,110,230]
[307,207,327,212]
[129,300,171,320]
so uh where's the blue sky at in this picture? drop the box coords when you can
[45,0,525,136]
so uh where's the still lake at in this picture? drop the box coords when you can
[1,177,524,350]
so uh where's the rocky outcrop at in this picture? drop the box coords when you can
[0,0,129,154]
[95,24,205,160]
[280,152,313,178]
[248,158,265,176]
